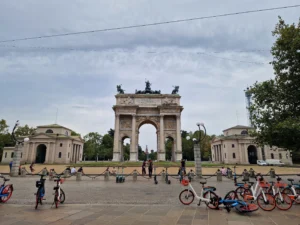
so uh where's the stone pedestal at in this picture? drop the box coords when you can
[129,152,138,162]
[76,172,82,181]
[21,168,26,177]
[194,144,202,178]
[216,171,222,181]
[133,170,137,181]
[157,153,165,161]
[11,145,20,177]
[161,172,166,181]
[104,171,109,181]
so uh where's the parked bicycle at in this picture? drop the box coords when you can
[179,178,218,209]
[217,191,259,213]
[267,175,292,210]
[0,175,13,203]
[53,175,65,208]
[243,173,276,211]
[282,175,300,204]
[35,174,46,209]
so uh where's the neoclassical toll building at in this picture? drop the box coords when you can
[1,124,84,164]
[211,125,293,165]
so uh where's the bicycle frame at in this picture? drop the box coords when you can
[245,179,268,202]
[0,178,13,198]
[185,183,213,204]
[286,184,300,201]
[270,183,284,201]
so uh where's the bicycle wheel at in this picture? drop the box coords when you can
[54,190,59,208]
[179,189,194,205]
[282,187,295,202]
[235,187,246,199]
[35,190,40,209]
[1,185,13,203]
[257,193,276,211]
[204,191,219,209]
[60,189,65,204]
[275,193,293,210]
[224,190,238,200]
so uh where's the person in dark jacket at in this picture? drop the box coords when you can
[148,160,153,178]
[142,160,146,176]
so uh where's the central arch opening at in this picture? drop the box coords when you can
[138,122,157,161]
[121,136,131,161]
[36,144,47,163]
[165,136,175,161]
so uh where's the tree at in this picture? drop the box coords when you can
[14,125,36,137]
[71,131,81,137]
[0,119,15,161]
[83,132,102,160]
[248,17,300,154]
[108,129,114,137]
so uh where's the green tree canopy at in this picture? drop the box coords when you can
[248,17,300,153]
[14,124,36,137]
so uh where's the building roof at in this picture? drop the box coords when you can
[223,125,254,132]
[18,133,84,143]
[37,124,72,130]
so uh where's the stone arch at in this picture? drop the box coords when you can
[112,87,183,162]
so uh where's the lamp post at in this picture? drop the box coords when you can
[186,122,206,179]
[11,120,30,177]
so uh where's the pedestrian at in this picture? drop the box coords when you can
[29,163,35,173]
[142,160,146,176]
[9,161,13,172]
[148,160,153,178]
[71,167,77,174]
[111,167,116,175]
[181,159,186,174]
[221,167,227,176]
[78,167,84,175]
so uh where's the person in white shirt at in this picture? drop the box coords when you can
[71,167,77,174]
[221,167,227,176]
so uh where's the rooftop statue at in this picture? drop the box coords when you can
[135,80,161,94]
[171,86,179,94]
[117,85,125,94]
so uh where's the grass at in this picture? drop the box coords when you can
[68,161,226,167]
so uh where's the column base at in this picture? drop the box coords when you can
[112,152,121,162]
[175,151,182,161]
[130,152,138,161]
[157,152,165,161]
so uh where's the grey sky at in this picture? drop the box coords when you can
[0,1,299,151]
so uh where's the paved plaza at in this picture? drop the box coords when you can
[0,175,300,224]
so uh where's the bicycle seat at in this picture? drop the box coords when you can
[288,179,294,182]
[200,181,207,185]
[54,179,60,182]
[4,178,10,182]
[242,179,249,182]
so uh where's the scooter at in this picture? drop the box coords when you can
[116,167,125,183]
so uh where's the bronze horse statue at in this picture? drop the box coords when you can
[172,86,179,94]
[117,85,125,94]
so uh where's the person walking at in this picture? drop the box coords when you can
[142,160,146,176]
[148,160,153,178]
[181,159,186,175]
[9,161,13,173]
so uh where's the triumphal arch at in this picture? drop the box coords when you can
[112,81,183,162]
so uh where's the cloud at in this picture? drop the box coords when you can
[0,0,299,151]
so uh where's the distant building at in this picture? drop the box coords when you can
[211,125,293,165]
[1,124,84,164]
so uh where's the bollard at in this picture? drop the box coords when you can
[161,171,166,181]
[76,172,82,181]
[104,171,109,181]
[270,168,275,178]
[49,170,54,181]
[249,168,255,178]
[243,171,250,181]
[21,167,26,177]
[64,170,70,178]
[41,168,48,176]
[227,169,233,179]
[133,170,137,182]
[216,170,222,181]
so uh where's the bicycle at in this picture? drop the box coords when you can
[35,174,46,209]
[243,173,276,211]
[179,178,218,209]
[53,175,65,208]
[266,175,292,210]
[282,175,300,204]
[0,175,13,203]
[217,191,259,213]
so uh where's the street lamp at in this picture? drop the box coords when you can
[186,122,206,179]
[11,120,30,177]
